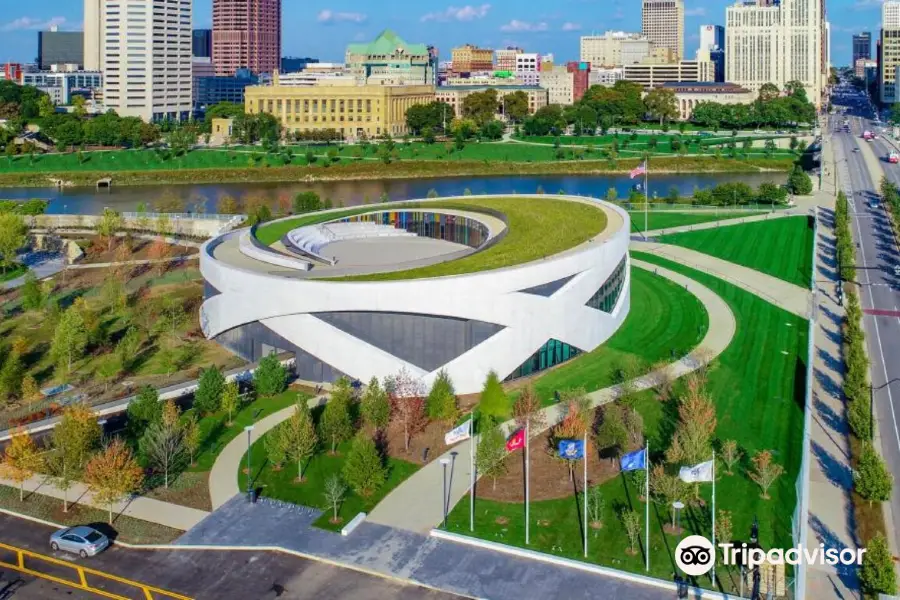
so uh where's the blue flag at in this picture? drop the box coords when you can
[620,448,647,472]
[557,439,585,460]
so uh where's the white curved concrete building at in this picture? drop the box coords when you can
[200,195,631,394]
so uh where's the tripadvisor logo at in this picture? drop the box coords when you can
[674,535,867,576]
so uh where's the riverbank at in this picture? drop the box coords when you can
[0,155,796,188]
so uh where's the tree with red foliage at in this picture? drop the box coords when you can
[386,368,428,453]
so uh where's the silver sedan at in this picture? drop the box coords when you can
[49,526,110,558]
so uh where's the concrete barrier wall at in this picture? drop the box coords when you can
[26,214,244,239]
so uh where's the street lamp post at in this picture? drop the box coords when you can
[244,425,254,502]
[439,457,451,528]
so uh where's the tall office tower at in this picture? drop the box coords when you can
[881,2,900,103]
[699,25,725,52]
[726,0,827,108]
[193,29,213,58]
[86,0,192,121]
[853,32,872,63]
[642,0,684,60]
[212,0,282,76]
[38,27,84,69]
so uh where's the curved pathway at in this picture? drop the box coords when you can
[631,239,811,318]
[367,259,736,533]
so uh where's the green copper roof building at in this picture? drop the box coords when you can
[345,30,436,86]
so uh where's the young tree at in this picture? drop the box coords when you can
[588,487,606,528]
[20,375,40,406]
[859,534,897,597]
[512,386,547,435]
[96,208,123,252]
[0,213,26,274]
[595,404,629,462]
[323,474,347,524]
[342,433,387,497]
[148,236,172,276]
[475,422,508,490]
[720,440,742,475]
[139,408,185,488]
[620,509,641,554]
[650,464,687,531]
[220,381,240,426]
[126,386,162,442]
[115,327,141,374]
[50,403,102,512]
[20,272,44,311]
[387,370,428,452]
[182,414,201,467]
[360,376,390,431]
[855,442,893,506]
[0,348,24,403]
[253,353,288,397]
[426,370,458,424]
[1,429,42,501]
[264,424,289,470]
[717,509,733,549]
[194,366,225,414]
[84,439,144,524]
[748,450,784,500]
[282,400,318,480]
[51,307,88,374]
[665,374,717,467]
[478,370,508,423]
[318,383,354,454]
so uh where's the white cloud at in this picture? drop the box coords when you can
[1,16,67,32]
[421,4,491,22]
[684,7,706,17]
[500,20,549,32]
[316,10,367,24]
[561,22,582,31]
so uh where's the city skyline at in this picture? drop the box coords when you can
[0,0,872,68]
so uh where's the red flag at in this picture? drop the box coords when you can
[506,429,525,452]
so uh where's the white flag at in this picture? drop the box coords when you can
[679,460,714,483]
[444,419,472,445]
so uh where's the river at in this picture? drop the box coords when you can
[2,172,787,215]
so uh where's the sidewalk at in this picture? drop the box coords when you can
[67,254,199,270]
[805,134,859,598]
[0,474,209,531]
[631,239,811,318]
[641,207,806,237]
[367,259,736,533]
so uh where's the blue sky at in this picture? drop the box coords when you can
[0,0,878,67]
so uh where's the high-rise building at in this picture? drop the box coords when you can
[38,27,84,70]
[881,2,900,103]
[212,0,281,76]
[346,30,435,85]
[84,0,192,121]
[451,44,494,74]
[642,0,684,60]
[495,47,523,72]
[580,32,652,68]
[567,62,591,102]
[726,0,827,108]
[193,29,212,58]
[281,57,320,73]
[853,32,872,64]
[699,25,725,52]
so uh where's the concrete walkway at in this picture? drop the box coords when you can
[1,251,66,290]
[641,207,807,237]
[631,239,812,318]
[805,133,859,599]
[367,259,736,533]
[67,254,199,270]
[208,391,330,509]
[0,473,209,531]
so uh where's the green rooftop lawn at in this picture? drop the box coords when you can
[255,197,609,281]
[447,253,807,592]
[657,216,815,288]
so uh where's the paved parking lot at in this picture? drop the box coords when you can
[0,514,462,599]
[0,567,95,600]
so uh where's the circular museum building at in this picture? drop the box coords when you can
[199,195,630,394]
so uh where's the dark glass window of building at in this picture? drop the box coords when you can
[193,29,212,59]
[37,31,84,70]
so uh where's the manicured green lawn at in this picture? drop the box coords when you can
[528,266,708,404]
[627,211,767,233]
[187,389,309,472]
[238,431,419,531]
[447,254,807,592]
[256,198,608,282]
[0,263,26,283]
[657,216,815,288]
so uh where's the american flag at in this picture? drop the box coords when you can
[630,161,647,179]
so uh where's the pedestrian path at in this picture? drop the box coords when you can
[640,207,805,238]
[367,259,736,532]
[631,239,811,318]
[67,254,199,270]
[0,473,209,531]
[1,252,66,290]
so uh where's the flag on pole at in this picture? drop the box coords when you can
[620,448,647,472]
[444,419,471,445]
[679,460,715,483]
[557,439,585,460]
[506,429,526,452]
[630,161,647,179]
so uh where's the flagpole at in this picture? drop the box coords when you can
[645,441,650,573]
[711,450,716,583]
[525,419,530,545]
[644,161,649,235]
[583,429,588,558]
[469,422,475,532]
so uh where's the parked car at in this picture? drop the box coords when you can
[50,526,110,558]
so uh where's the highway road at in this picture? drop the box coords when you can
[830,91,900,558]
